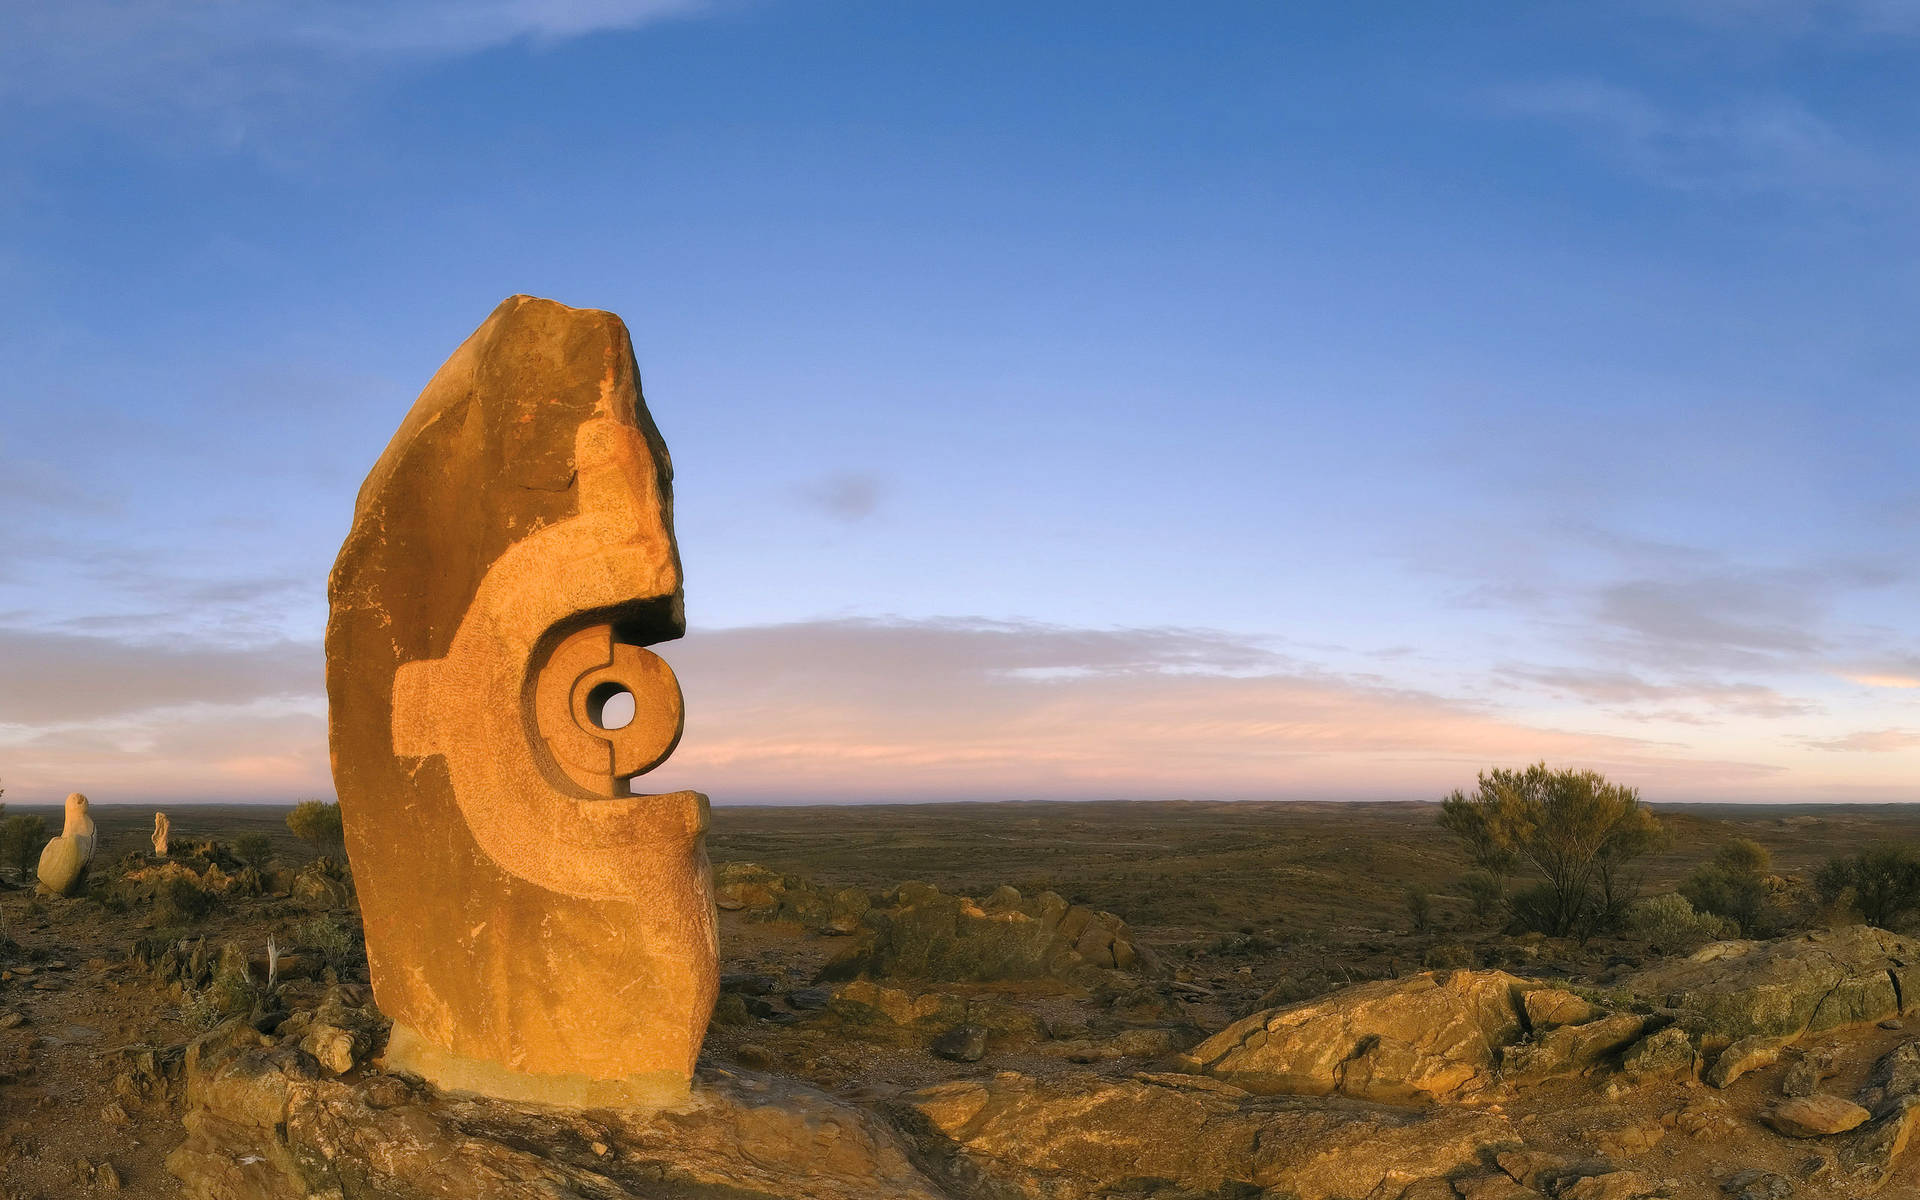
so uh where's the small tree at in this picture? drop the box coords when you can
[234,832,275,872]
[286,800,345,855]
[1438,762,1662,938]
[1405,886,1433,935]
[1816,846,1920,930]
[1681,838,1776,936]
[0,814,48,882]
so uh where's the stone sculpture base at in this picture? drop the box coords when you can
[168,1018,944,1200]
[384,1022,691,1110]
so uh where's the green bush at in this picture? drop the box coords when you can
[234,832,274,871]
[154,876,216,927]
[1630,893,1732,955]
[0,813,48,882]
[286,800,345,854]
[1681,839,1779,936]
[1816,846,1920,930]
[1405,886,1433,935]
[1438,762,1663,938]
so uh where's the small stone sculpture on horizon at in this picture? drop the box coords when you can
[37,792,97,896]
[152,811,170,857]
[327,295,716,1109]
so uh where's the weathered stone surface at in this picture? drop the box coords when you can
[1765,1093,1870,1137]
[1839,1094,1920,1187]
[36,792,96,896]
[824,979,1044,1047]
[931,1024,987,1063]
[168,1019,944,1200]
[1720,1169,1794,1200]
[1523,987,1602,1031]
[1622,926,1918,1044]
[900,1069,1513,1200]
[151,811,169,856]
[1860,1039,1920,1114]
[819,883,1152,984]
[1502,1012,1650,1082]
[1621,1026,1695,1080]
[327,295,715,1107]
[1178,969,1529,1102]
[1706,1035,1788,1088]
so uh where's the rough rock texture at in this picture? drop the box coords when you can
[36,792,97,896]
[1502,1011,1651,1082]
[823,979,1046,1047]
[1765,1093,1870,1137]
[1706,1035,1788,1088]
[326,295,716,1107]
[817,882,1152,984]
[1178,969,1530,1102]
[900,1069,1514,1200]
[1622,926,1920,1045]
[151,811,169,856]
[167,1018,944,1200]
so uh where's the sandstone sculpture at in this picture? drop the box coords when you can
[36,791,97,895]
[152,811,170,856]
[327,295,716,1107]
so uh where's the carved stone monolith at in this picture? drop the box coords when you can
[326,295,716,1108]
[152,811,170,856]
[37,792,97,895]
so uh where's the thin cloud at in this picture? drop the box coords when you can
[0,0,709,124]
[790,471,888,522]
[0,628,319,722]
[1800,728,1920,753]
[1498,665,1817,718]
[1493,78,1900,202]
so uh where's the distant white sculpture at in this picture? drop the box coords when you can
[37,792,98,896]
[152,811,171,856]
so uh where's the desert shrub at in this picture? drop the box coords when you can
[1816,846,1920,930]
[1630,894,1731,955]
[154,876,217,927]
[234,833,274,871]
[1461,870,1505,925]
[1681,839,1780,936]
[286,800,345,855]
[296,915,358,969]
[1439,762,1663,938]
[0,813,48,882]
[1405,886,1433,935]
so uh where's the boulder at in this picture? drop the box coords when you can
[1621,1026,1695,1080]
[169,1016,945,1200]
[1859,1039,1920,1114]
[36,792,97,896]
[152,811,170,856]
[1765,1094,1870,1137]
[1177,970,1528,1102]
[1524,987,1602,1031]
[1838,1094,1920,1187]
[1706,1035,1788,1089]
[899,1069,1513,1200]
[1622,926,1918,1045]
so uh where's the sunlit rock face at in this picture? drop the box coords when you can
[326,295,716,1108]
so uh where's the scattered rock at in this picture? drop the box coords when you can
[1707,1035,1787,1088]
[931,1024,987,1063]
[1622,1026,1695,1080]
[1721,1168,1793,1200]
[1765,1094,1871,1137]
[786,986,832,1011]
[819,883,1154,984]
[1780,1047,1835,1097]
[1837,1094,1920,1186]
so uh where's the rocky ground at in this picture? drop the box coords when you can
[5,800,1920,1199]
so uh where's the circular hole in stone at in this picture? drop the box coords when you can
[586,682,635,731]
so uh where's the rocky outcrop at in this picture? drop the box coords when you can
[169,1014,946,1200]
[1765,1093,1869,1137]
[899,1069,1514,1200]
[824,979,1046,1047]
[1177,970,1531,1102]
[819,882,1153,985]
[1621,926,1920,1046]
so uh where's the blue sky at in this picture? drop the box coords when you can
[0,1,1915,804]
